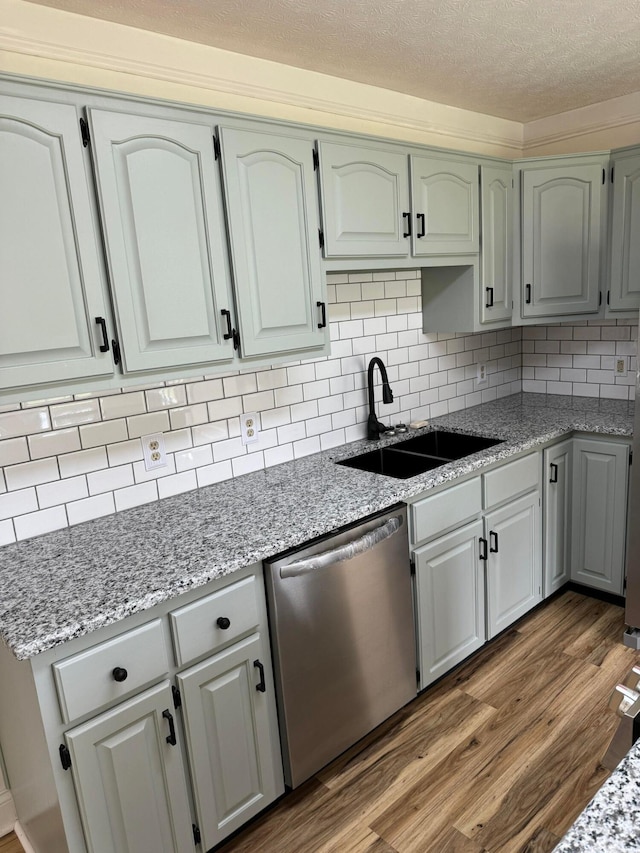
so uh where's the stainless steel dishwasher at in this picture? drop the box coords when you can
[264,505,416,788]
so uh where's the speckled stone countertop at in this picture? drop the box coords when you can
[553,739,640,852]
[0,392,634,661]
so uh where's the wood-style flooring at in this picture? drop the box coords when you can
[219,591,639,853]
[1,592,637,853]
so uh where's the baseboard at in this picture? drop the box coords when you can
[14,821,36,853]
[0,789,16,837]
[566,581,626,608]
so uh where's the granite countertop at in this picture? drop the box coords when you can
[553,739,640,852]
[0,392,634,661]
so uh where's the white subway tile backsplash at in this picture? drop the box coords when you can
[0,519,16,546]
[59,447,108,478]
[0,408,51,440]
[5,458,59,491]
[88,465,134,496]
[114,481,158,512]
[107,439,144,467]
[186,378,224,405]
[0,437,29,467]
[157,470,198,499]
[195,460,233,487]
[51,399,101,429]
[100,392,147,421]
[0,487,38,520]
[37,476,88,509]
[80,419,128,449]
[28,428,80,460]
[232,452,265,478]
[14,506,67,540]
[67,493,115,526]
[175,445,214,472]
[145,386,187,411]
[127,411,170,440]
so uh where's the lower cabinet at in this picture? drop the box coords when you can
[64,681,194,853]
[177,633,283,851]
[484,491,542,639]
[0,563,284,853]
[571,437,630,594]
[411,450,542,688]
[414,520,485,689]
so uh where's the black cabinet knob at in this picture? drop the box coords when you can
[217,617,231,630]
[112,667,128,682]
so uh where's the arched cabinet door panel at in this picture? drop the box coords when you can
[317,141,410,257]
[219,127,328,358]
[0,95,113,390]
[87,108,235,373]
[521,163,604,318]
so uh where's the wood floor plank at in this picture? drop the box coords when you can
[213,593,638,853]
[0,833,23,853]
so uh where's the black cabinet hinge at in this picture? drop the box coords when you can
[213,135,220,160]
[410,559,416,576]
[416,668,421,685]
[192,824,201,845]
[59,744,72,771]
[602,168,606,184]
[312,148,319,171]
[112,339,121,366]
[318,229,325,250]
[611,165,615,183]
[232,328,240,351]
[630,450,633,466]
[172,685,182,709]
[80,117,90,148]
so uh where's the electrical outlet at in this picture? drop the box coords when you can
[142,432,167,470]
[615,357,628,377]
[241,412,260,445]
[476,362,488,386]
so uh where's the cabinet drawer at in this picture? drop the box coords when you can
[411,477,481,545]
[170,574,260,667]
[53,619,169,723]
[483,452,540,509]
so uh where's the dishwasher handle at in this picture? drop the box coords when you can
[279,515,403,578]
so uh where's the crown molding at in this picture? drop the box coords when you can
[0,2,523,155]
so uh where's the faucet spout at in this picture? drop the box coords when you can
[367,357,394,440]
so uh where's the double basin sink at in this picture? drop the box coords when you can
[337,430,504,479]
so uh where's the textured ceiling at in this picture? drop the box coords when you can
[24,0,640,122]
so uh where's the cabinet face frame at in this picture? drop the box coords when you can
[480,163,513,324]
[543,439,573,597]
[608,151,640,313]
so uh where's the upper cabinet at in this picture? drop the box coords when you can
[316,139,479,262]
[0,95,114,391]
[317,141,410,257]
[219,127,328,358]
[410,155,479,255]
[608,147,640,313]
[520,158,607,319]
[87,108,236,373]
[479,163,513,325]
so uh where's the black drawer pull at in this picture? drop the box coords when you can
[485,287,494,308]
[479,537,488,561]
[112,667,128,683]
[525,283,532,304]
[317,301,327,329]
[221,309,233,341]
[216,616,231,630]
[162,709,177,746]
[489,531,499,553]
[95,317,110,353]
[550,462,558,483]
[254,659,266,693]
[402,211,411,238]
[416,212,426,238]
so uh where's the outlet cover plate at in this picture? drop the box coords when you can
[241,412,260,445]
[142,432,167,470]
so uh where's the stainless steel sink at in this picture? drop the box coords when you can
[337,429,503,479]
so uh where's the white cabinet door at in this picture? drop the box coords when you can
[0,95,114,391]
[177,633,284,851]
[410,156,479,255]
[521,163,604,318]
[480,164,513,324]
[571,438,629,595]
[65,680,194,853]
[87,108,235,373]
[609,152,640,312]
[543,439,573,597]
[317,141,410,257]
[414,520,485,689]
[219,127,327,358]
[485,492,542,639]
